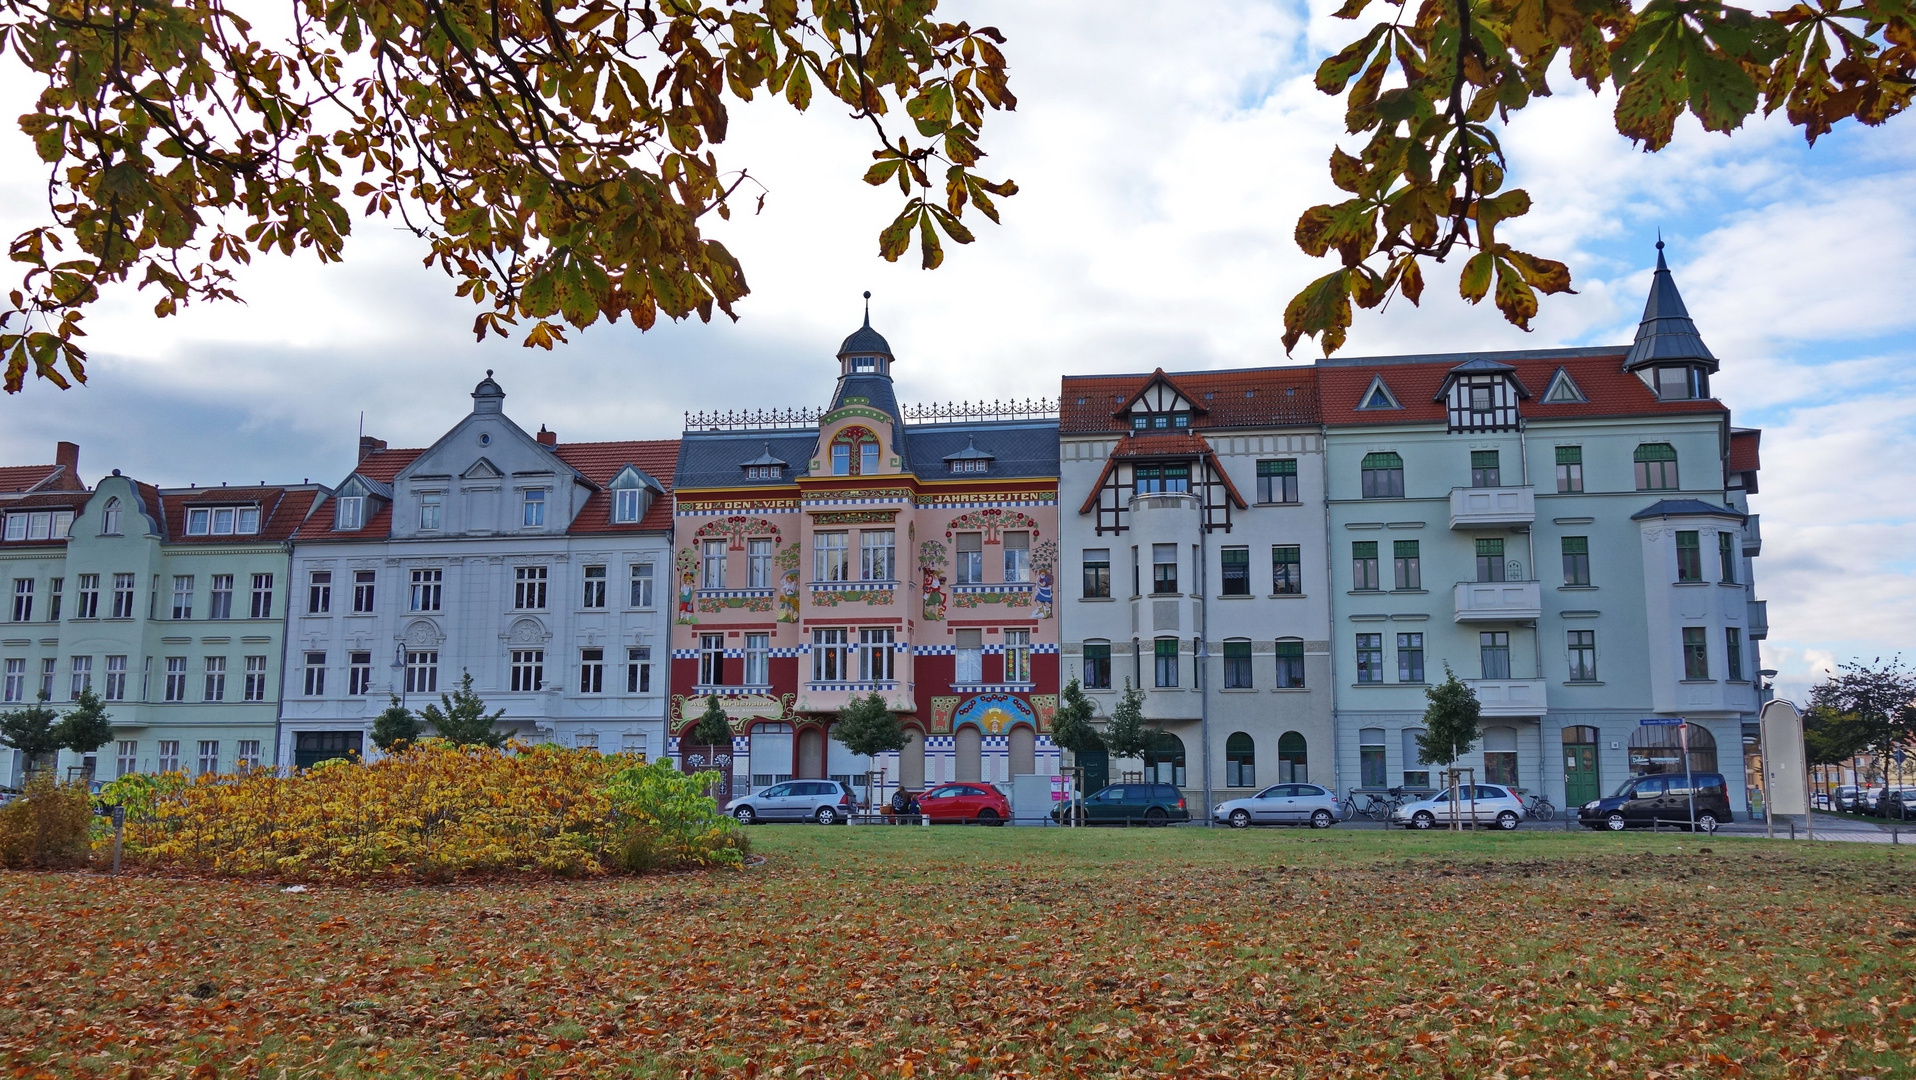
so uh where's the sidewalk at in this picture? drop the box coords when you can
[1715,812,1908,844]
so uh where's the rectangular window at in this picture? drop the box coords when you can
[1397,633,1425,683]
[1082,642,1111,689]
[353,570,377,613]
[111,574,136,619]
[1355,633,1384,683]
[1223,639,1252,688]
[630,563,654,607]
[1402,728,1429,788]
[747,539,773,588]
[581,565,607,608]
[1002,532,1031,583]
[1475,538,1506,583]
[861,530,896,582]
[158,740,180,774]
[699,634,726,686]
[104,655,127,701]
[39,658,54,699]
[1635,444,1679,491]
[1718,532,1738,584]
[813,532,850,583]
[208,575,233,620]
[955,533,983,585]
[1675,531,1702,582]
[168,576,193,620]
[1562,536,1591,586]
[862,628,897,682]
[335,496,364,531]
[522,489,546,527]
[1256,459,1299,503]
[1568,630,1597,682]
[69,655,91,699]
[1480,631,1511,679]
[514,566,548,609]
[626,646,652,694]
[345,652,370,697]
[1359,729,1387,788]
[74,574,98,619]
[510,649,545,692]
[1003,629,1030,683]
[1360,452,1404,499]
[1682,627,1710,679]
[1152,543,1178,594]
[744,633,769,686]
[236,740,261,769]
[404,651,438,694]
[238,507,259,534]
[45,578,61,621]
[1274,639,1305,688]
[1,516,19,541]
[308,571,332,614]
[205,656,228,701]
[117,740,138,777]
[1154,638,1179,687]
[614,487,643,523]
[1470,449,1501,487]
[250,573,273,619]
[580,648,605,694]
[1555,446,1583,493]
[703,539,729,589]
[198,740,220,776]
[303,652,325,696]
[410,568,443,611]
[955,629,982,683]
[243,656,267,701]
[811,629,849,682]
[1,658,20,702]
[1082,548,1111,598]
[1725,627,1744,680]
[1352,541,1380,591]
[1270,545,1302,595]
[419,492,443,531]
[1214,546,1251,596]
[187,507,210,535]
[165,657,189,702]
[1393,540,1421,590]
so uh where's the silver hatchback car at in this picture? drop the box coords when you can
[726,780,859,825]
[1391,784,1525,830]
[1212,783,1340,828]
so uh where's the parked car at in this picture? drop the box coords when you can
[1052,783,1190,826]
[914,782,1013,825]
[1577,772,1732,832]
[1832,785,1861,812]
[1391,784,1526,830]
[1884,787,1916,821]
[1212,783,1339,829]
[1857,787,1887,815]
[725,779,860,825]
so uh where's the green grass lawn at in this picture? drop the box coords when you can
[3,826,1912,1078]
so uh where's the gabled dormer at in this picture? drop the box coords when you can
[1355,374,1402,411]
[1117,369,1205,431]
[943,436,995,475]
[738,444,787,483]
[1623,240,1718,401]
[608,465,664,524]
[1435,357,1529,433]
[1540,367,1587,403]
[331,474,388,532]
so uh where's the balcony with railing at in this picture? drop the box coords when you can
[1747,598,1769,640]
[1466,678,1549,718]
[1449,485,1535,529]
[1452,580,1542,622]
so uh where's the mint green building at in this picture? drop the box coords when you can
[2,467,326,781]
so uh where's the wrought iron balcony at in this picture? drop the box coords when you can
[1449,485,1536,529]
[1452,580,1542,622]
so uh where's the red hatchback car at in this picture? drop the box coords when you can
[914,782,1012,825]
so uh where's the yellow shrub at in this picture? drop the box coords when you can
[0,774,95,869]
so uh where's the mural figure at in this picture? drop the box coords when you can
[674,546,698,625]
[1032,538,1058,619]
[918,538,949,622]
[776,541,802,623]
[1033,569,1054,620]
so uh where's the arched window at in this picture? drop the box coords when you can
[1361,452,1404,498]
[1144,732,1185,787]
[100,497,121,536]
[1358,727,1386,788]
[1225,732,1255,787]
[1278,731,1308,784]
[1634,443,1678,490]
[831,427,879,476]
[1628,724,1716,777]
[1483,726,1518,786]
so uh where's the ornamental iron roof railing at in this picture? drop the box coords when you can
[899,398,1058,423]
[684,406,824,431]
[686,397,1059,432]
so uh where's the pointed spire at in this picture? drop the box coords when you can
[1622,238,1717,373]
[863,290,871,328]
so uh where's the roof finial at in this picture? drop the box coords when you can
[1654,230,1667,270]
[487,369,493,377]
[862,290,871,328]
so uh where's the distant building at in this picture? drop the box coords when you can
[670,312,1061,806]
[279,375,676,767]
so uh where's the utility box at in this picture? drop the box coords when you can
[1011,773,1054,826]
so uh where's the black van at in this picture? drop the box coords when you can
[1578,772,1733,832]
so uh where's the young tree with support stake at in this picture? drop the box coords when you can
[1049,678,1105,825]
[1101,681,1158,772]
[1417,666,1483,830]
[832,692,904,812]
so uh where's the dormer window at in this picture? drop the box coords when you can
[608,465,663,524]
[187,506,257,536]
[950,459,988,475]
[614,488,643,523]
[335,496,365,531]
[744,465,781,480]
[830,427,879,476]
[1131,412,1191,431]
[943,436,994,476]
[1646,365,1707,401]
[850,355,879,374]
[100,498,121,536]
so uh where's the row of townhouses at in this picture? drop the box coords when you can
[0,249,1773,816]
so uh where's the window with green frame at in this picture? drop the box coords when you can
[1223,639,1253,688]
[1274,639,1305,688]
[1682,626,1710,679]
[1360,452,1404,498]
[1718,531,1738,583]
[1154,637,1179,687]
[1676,531,1702,582]
[1256,459,1298,503]
[1352,541,1380,590]
[1561,536,1590,586]
[1555,445,1583,492]
[1634,443,1678,490]
[1470,449,1501,487]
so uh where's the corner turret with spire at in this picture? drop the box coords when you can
[1623,240,1718,401]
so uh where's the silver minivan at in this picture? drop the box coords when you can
[726,780,858,825]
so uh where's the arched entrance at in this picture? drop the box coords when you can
[1562,725,1600,805]
[1629,724,1717,777]
[1144,732,1186,787]
[1277,731,1307,784]
[1008,725,1037,776]
[796,726,826,778]
[679,721,736,801]
[954,725,983,781]
[899,725,926,791]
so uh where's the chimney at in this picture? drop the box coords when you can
[536,425,557,448]
[56,441,78,472]
[358,435,387,461]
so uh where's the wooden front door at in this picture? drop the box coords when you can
[681,743,736,802]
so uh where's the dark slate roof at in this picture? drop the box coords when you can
[676,432,821,490]
[903,421,1057,480]
[740,443,788,468]
[943,436,994,462]
[838,316,893,358]
[1622,242,1717,373]
[1629,499,1745,521]
[828,372,903,423]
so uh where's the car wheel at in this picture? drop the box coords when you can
[733,805,756,825]
[976,807,1002,826]
[1496,810,1520,831]
[1605,812,1627,832]
[1310,809,1334,830]
[1227,809,1252,829]
[814,806,839,826]
[1144,807,1168,827]
[1696,812,1719,834]
[1411,811,1436,830]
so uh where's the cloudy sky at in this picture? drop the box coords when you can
[1,1,1909,703]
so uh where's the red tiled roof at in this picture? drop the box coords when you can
[557,439,680,534]
[0,464,83,494]
[1728,430,1760,474]
[0,490,90,548]
[354,447,425,484]
[1061,367,1320,433]
[156,486,325,543]
[1317,348,1728,426]
[1109,432,1211,457]
[291,448,424,542]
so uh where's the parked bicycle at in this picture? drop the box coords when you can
[1342,788,1411,821]
[1520,791,1556,821]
